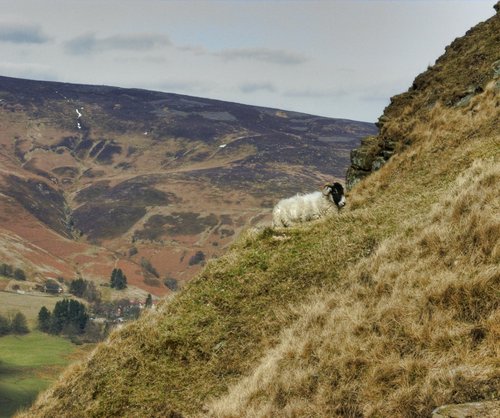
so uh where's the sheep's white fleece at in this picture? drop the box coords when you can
[272,191,336,227]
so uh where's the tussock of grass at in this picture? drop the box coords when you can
[20,6,500,418]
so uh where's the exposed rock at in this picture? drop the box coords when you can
[351,147,376,171]
[346,135,385,189]
[492,60,500,77]
[375,114,390,129]
[432,401,500,418]
[454,85,484,108]
[371,156,386,171]
[346,166,370,190]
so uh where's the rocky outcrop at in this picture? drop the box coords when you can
[432,401,500,418]
[346,135,391,190]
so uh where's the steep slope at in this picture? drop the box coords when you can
[0,77,374,297]
[20,3,499,417]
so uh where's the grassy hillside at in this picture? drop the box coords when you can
[20,4,499,417]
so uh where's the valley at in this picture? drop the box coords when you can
[0,76,374,301]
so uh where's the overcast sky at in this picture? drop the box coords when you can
[0,1,496,122]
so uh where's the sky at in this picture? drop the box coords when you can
[0,1,496,122]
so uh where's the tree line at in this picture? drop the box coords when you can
[0,311,29,336]
[38,299,88,336]
[0,263,27,280]
[34,269,152,343]
[0,268,151,344]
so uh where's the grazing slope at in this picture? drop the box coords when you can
[20,3,499,417]
[0,76,374,297]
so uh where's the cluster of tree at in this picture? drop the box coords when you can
[0,263,27,280]
[140,258,159,278]
[69,278,101,303]
[164,277,179,291]
[0,312,29,336]
[188,250,205,266]
[37,290,154,344]
[38,299,88,336]
[110,268,127,290]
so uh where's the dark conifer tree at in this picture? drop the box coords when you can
[13,268,26,281]
[38,306,51,332]
[110,268,127,290]
[50,299,88,335]
[11,312,29,334]
[69,278,87,297]
[0,314,10,336]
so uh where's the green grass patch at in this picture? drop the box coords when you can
[0,332,88,418]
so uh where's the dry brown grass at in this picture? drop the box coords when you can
[208,157,500,418]
[206,79,499,417]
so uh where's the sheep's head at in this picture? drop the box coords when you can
[322,182,346,208]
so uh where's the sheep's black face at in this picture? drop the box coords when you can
[324,182,346,208]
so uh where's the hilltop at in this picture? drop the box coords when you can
[20,2,499,417]
[0,77,374,298]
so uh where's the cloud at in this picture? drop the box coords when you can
[64,33,171,55]
[113,55,167,64]
[216,47,307,65]
[0,22,49,44]
[240,82,276,93]
[177,44,206,55]
[284,88,349,98]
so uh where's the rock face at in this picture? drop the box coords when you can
[346,135,393,189]
[346,0,500,190]
[432,401,500,418]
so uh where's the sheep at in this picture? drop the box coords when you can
[272,182,345,228]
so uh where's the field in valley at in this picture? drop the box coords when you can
[0,332,93,418]
[0,291,66,327]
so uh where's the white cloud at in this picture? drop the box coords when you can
[216,47,308,65]
[64,33,171,55]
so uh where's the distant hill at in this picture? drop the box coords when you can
[0,76,375,297]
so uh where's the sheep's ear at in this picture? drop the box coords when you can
[322,185,332,196]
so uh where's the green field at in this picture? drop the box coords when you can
[0,332,90,418]
[0,291,65,327]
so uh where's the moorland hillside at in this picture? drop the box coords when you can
[20,2,499,417]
